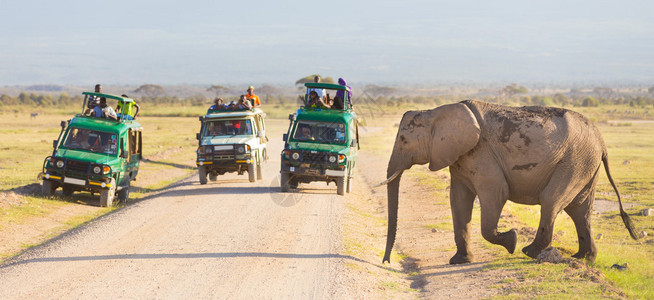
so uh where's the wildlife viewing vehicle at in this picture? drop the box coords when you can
[280,82,359,195]
[196,107,268,184]
[42,92,143,207]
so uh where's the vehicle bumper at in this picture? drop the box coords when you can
[281,164,345,177]
[43,172,113,189]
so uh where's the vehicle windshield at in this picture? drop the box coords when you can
[292,120,347,144]
[204,119,253,136]
[63,127,118,154]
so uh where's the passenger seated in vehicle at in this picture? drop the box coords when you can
[91,97,117,120]
[306,91,330,108]
[67,129,91,149]
[297,124,313,140]
[331,96,344,110]
[210,123,227,135]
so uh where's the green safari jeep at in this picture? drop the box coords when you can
[280,82,359,195]
[41,92,143,207]
[196,108,268,184]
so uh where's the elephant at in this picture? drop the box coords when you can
[378,100,638,265]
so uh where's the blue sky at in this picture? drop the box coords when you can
[1,0,653,86]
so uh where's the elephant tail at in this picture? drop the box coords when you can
[602,153,639,240]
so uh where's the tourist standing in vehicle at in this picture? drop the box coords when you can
[236,95,253,110]
[116,94,140,120]
[245,86,261,107]
[333,77,352,109]
[306,76,325,98]
[84,84,102,115]
[209,97,227,110]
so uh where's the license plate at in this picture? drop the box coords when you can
[63,177,86,186]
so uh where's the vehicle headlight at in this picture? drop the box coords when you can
[237,145,245,154]
[205,147,213,153]
[329,155,337,163]
[93,166,102,174]
[56,160,65,168]
[291,152,300,160]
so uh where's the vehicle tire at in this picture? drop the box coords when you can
[289,178,299,189]
[100,178,116,207]
[42,180,56,197]
[117,176,130,202]
[337,176,346,196]
[198,165,208,185]
[256,159,263,181]
[248,163,256,183]
[346,175,352,193]
[62,185,74,196]
[280,172,291,192]
[209,172,217,181]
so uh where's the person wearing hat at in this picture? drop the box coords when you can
[244,86,261,107]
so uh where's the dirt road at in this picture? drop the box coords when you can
[0,134,380,299]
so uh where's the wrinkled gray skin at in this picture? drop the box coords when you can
[383,100,637,264]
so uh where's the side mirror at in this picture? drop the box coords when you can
[257,131,264,138]
[199,116,205,122]
[53,140,58,149]
[283,133,288,141]
[60,121,67,129]
[196,133,200,140]
[288,113,295,121]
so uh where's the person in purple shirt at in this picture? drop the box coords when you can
[333,77,352,109]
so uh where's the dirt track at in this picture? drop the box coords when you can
[0,134,383,299]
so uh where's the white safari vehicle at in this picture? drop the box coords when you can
[196,108,268,184]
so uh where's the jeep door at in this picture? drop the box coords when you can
[125,128,142,181]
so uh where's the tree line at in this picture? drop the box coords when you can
[2,91,653,109]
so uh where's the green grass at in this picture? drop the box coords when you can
[491,120,654,298]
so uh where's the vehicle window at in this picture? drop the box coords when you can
[292,120,347,144]
[204,120,253,136]
[63,127,118,154]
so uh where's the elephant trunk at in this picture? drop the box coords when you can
[382,142,412,263]
[383,168,403,263]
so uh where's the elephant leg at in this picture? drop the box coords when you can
[478,184,516,255]
[477,175,518,254]
[564,174,599,263]
[522,206,558,258]
[449,178,476,264]
[523,163,596,259]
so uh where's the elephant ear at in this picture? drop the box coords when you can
[429,103,481,171]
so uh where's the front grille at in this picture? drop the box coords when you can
[301,151,327,163]
[66,159,90,174]
[213,149,234,160]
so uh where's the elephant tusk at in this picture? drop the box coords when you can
[373,170,402,188]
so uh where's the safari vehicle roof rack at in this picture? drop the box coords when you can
[204,107,266,119]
